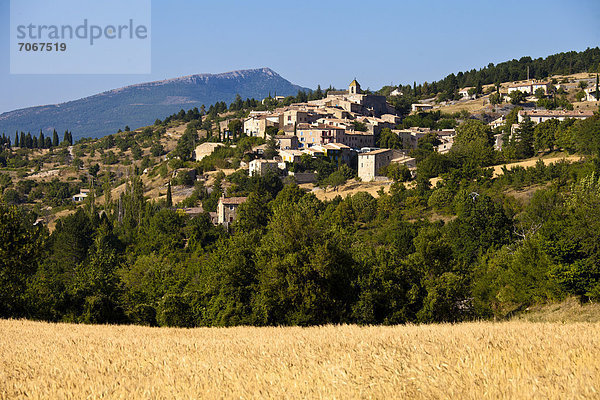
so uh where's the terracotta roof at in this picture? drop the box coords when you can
[360,148,391,156]
[326,143,351,149]
[179,207,204,215]
[296,123,344,131]
[344,131,373,136]
[220,197,247,205]
[519,109,594,117]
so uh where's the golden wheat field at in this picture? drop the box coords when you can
[0,319,599,399]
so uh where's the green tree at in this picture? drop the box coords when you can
[151,142,164,157]
[513,117,535,158]
[489,92,502,105]
[451,119,494,166]
[0,205,45,317]
[377,128,401,149]
[509,90,527,105]
[253,197,355,325]
[227,119,243,140]
[534,88,546,99]
[166,182,172,207]
[72,223,123,324]
[131,143,143,160]
[263,136,278,159]
[533,119,559,153]
[234,191,271,233]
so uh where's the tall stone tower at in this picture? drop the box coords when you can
[349,79,361,94]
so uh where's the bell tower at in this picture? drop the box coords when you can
[349,79,361,94]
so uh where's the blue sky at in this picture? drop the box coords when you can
[1,0,599,113]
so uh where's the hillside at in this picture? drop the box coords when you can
[1,319,598,399]
[418,72,600,116]
[0,68,308,141]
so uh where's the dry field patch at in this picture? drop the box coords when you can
[1,319,599,399]
[491,155,582,177]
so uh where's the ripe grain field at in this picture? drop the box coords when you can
[1,319,599,399]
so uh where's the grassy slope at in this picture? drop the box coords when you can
[430,72,599,115]
[514,297,600,323]
[1,319,599,399]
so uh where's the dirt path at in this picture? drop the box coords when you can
[491,155,582,177]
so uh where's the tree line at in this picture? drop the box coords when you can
[1,112,599,326]
[6,129,74,150]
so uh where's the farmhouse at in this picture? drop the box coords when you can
[518,109,594,124]
[459,87,475,99]
[217,196,247,228]
[508,80,551,95]
[358,149,393,181]
[584,86,599,102]
[411,103,433,112]
[358,148,413,181]
[72,189,90,202]
[248,159,281,177]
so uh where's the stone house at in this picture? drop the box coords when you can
[248,159,281,177]
[280,149,304,163]
[243,115,280,138]
[217,196,247,229]
[411,103,433,112]
[296,124,345,147]
[194,142,223,161]
[358,148,410,181]
[275,135,299,150]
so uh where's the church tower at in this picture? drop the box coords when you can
[349,79,361,94]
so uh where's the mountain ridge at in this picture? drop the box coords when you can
[0,67,308,140]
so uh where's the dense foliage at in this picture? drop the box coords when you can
[1,111,600,326]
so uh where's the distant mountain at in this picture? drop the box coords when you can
[0,68,309,140]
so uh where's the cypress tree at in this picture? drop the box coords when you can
[39,131,45,149]
[14,132,19,148]
[166,182,172,207]
[20,132,26,148]
[52,129,59,147]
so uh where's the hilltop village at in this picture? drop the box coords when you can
[191,74,598,225]
[0,70,599,230]
[199,80,427,183]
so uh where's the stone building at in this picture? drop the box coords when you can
[217,196,247,229]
